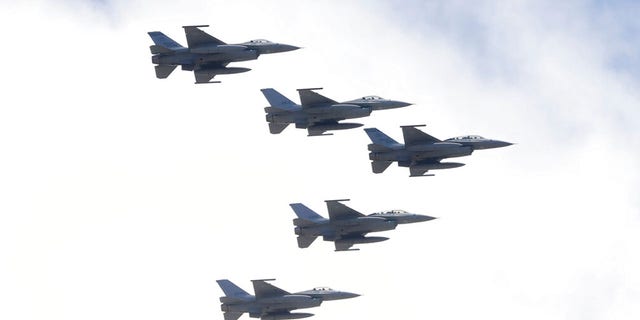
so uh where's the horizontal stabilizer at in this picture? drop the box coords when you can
[269,123,290,134]
[297,235,318,248]
[371,160,393,174]
[224,312,243,320]
[154,65,177,79]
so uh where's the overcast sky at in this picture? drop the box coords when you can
[0,1,639,320]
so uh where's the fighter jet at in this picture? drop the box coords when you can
[217,279,359,320]
[261,88,412,136]
[364,125,513,177]
[148,25,299,83]
[291,199,435,251]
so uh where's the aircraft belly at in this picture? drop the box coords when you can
[193,50,258,63]
[338,220,397,234]
[412,147,471,160]
[260,296,321,310]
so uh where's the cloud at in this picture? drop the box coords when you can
[0,1,638,320]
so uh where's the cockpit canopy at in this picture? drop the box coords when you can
[446,135,485,141]
[248,39,272,44]
[313,287,333,291]
[361,95,383,100]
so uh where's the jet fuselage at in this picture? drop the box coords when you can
[151,49,260,66]
[294,216,398,239]
[369,141,472,164]
[221,295,322,314]
[266,104,372,127]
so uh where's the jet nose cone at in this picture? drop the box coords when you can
[493,140,513,148]
[279,44,301,52]
[372,100,413,110]
[415,215,437,222]
[340,292,360,299]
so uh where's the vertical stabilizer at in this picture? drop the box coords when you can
[261,88,299,111]
[148,31,185,51]
[290,203,327,223]
[364,128,402,150]
[217,280,252,299]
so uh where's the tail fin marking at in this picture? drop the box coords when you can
[217,280,252,299]
[261,88,299,111]
[364,128,402,149]
[148,31,185,51]
[290,203,327,222]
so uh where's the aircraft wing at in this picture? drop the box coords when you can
[194,71,219,83]
[298,88,337,107]
[334,240,358,251]
[409,166,431,177]
[306,120,338,136]
[223,312,243,320]
[401,125,440,146]
[325,200,365,221]
[261,311,313,320]
[334,234,370,251]
[193,62,228,83]
[183,25,226,48]
[252,279,290,299]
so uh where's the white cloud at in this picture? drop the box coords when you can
[0,1,638,320]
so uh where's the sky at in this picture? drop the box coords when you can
[0,0,639,320]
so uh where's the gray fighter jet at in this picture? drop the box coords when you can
[217,279,359,320]
[148,25,299,83]
[291,199,435,251]
[365,125,513,177]
[261,88,412,136]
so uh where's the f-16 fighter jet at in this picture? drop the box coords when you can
[365,125,512,177]
[216,279,359,320]
[261,88,412,136]
[290,199,435,251]
[148,25,299,83]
